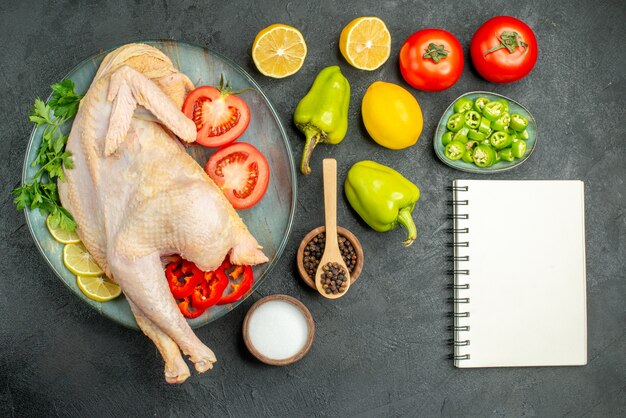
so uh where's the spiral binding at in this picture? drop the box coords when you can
[449,183,471,362]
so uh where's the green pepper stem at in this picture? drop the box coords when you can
[397,207,417,247]
[300,126,324,175]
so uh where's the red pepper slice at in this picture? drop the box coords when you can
[177,296,206,319]
[217,265,254,305]
[166,260,201,299]
[191,269,229,309]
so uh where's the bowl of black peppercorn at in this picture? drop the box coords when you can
[297,226,364,290]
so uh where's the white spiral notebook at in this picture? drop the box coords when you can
[451,180,587,367]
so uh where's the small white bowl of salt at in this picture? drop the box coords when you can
[243,295,315,366]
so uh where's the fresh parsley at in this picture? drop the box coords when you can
[12,79,83,232]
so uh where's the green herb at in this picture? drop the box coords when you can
[11,79,83,232]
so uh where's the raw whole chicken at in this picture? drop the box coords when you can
[58,43,268,384]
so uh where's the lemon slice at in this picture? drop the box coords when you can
[252,24,307,78]
[63,243,104,276]
[77,275,121,302]
[339,17,391,70]
[46,214,80,244]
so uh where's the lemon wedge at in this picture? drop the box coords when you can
[63,243,104,277]
[252,24,307,78]
[339,17,391,70]
[77,275,121,302]
[46,214,80,244]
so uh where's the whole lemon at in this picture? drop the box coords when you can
[361,81,423,149]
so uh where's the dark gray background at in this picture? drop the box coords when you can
[1,0,624,416]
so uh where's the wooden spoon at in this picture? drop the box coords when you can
[315,159,351,299]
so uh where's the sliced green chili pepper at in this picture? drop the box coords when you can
[481,139,490,146]
[462,150,474,163]
[442,131,454,146]
[482,101,503,121]
[472,144,497,167]
[453,98,473,114]
[468,129,486,141]
[489,131,512,149]
[498,148,515,162]
[511,140,527,158]
[510,113,528,132]
[478,118,492,134]
[446,113,464,132]
[474,97,490,112]
[496,99,510,114]
[465,141,478,156]
[519,129,529,141]
[453,127,469,144]
[444,141,465,160]
[464,110,482,130]
[492,113,511,131]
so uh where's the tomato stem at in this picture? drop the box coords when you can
[484,31,529,56]
[218,73,255,96]
[423,43,449,63]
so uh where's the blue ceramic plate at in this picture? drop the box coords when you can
[434,91,537,174]
[22,40,296,330]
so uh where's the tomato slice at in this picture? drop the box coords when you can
[182,85,250,148]
[205,142,270,210]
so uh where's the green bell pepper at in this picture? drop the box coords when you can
[345,161,420,247]
[294,66,350,175]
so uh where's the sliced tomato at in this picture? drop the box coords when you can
[182,85,250,148]
[205,142,270,210]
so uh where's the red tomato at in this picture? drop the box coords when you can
[182,85,250,148]
[470,16,538,83]
[399,29,464,92]
[205,142,270,210]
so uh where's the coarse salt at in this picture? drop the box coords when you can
[247,300,310,360]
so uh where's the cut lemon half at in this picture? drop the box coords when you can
[339,17,391,70]
[63,243,103,277]
[46,214,80,244]
[77,275,121,302]
[252,24,307,78]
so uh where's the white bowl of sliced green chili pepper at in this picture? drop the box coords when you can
[434,91,537,173]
